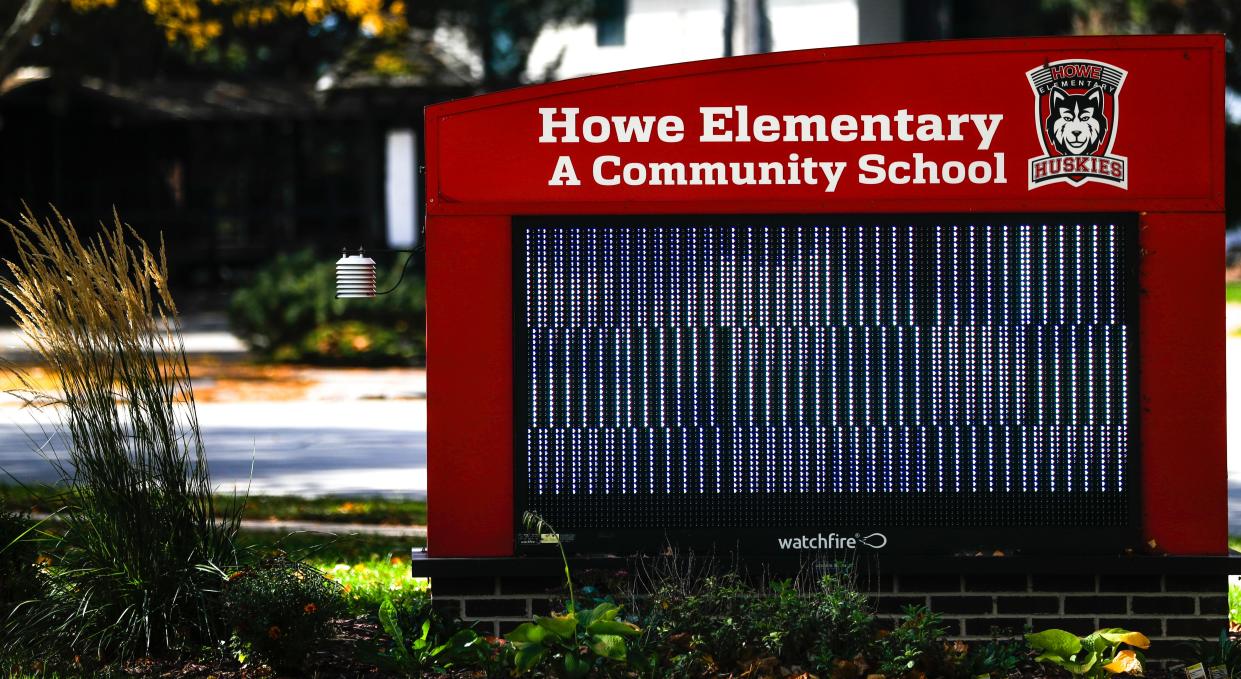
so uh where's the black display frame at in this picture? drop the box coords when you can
[512,213,1141,556]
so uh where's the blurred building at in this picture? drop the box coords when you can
[526,0,898,78]
[0,48,472,299]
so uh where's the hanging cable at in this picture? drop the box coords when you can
[375,250,417,296]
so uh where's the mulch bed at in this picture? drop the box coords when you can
[5,615,1194,679]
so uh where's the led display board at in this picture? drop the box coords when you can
[514,216,1137,553]
[422,36,1225,558]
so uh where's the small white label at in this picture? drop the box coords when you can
[1186,663,1207,679]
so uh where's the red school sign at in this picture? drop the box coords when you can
[427,35,1221,212]
[423,35,1226,557]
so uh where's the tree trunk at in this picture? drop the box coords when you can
[0,0,59,83]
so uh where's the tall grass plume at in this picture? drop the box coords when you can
[0,209,241,660]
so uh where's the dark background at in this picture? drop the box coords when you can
[0,0,1233,309]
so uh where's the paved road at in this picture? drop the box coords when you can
[0,399,426,498]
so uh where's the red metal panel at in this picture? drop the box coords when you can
[426,35,1223,216]
[1140,212,1226,555]
[425,215,513,556]
[423,35,1226,557]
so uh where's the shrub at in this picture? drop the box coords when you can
[229,249,424,365]
[292,319,418,365]
[0,211,243,661]
[876,605,951,677]
[643,572,875,677]
[224,556,342,672]
[951,635,1030,679]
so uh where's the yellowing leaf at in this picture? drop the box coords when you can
[1116,632,1150,650]
[1103,650,1143,675]
[1097,629,1152,650]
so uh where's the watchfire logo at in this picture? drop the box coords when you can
[1026,58,1128,189]
[777,532,888,550]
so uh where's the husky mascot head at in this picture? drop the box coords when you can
[1046,86,1108,156]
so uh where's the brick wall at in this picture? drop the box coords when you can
[429,575,567,636]
[429,571,1228,648]
[874,573,1226,647]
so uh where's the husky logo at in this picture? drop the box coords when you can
[1027,59,1128,189]
[1047,87,1106,155]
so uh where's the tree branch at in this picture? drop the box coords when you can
[0,0,59,83]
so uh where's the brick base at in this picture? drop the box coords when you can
[429,575,567,636]
[875,573,1227,648]
[430,570,1227,647]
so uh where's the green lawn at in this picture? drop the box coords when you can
[0,484,425,526]
[1228,280,1241,304]
[2,486,427,616]
[235,529,426,613]
[229,494,425,526]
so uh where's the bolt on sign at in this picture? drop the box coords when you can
[422,36,1225,558]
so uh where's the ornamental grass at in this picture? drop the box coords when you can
[0,210,241,661]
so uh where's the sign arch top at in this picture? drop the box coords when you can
[425,35,1223,216]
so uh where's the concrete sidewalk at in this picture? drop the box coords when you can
[0,387,428,499]
[0,312,429,499]
[0,311,248,359]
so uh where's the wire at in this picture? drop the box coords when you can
[375,250,416,296]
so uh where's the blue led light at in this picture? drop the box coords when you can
[520,219,1132,533]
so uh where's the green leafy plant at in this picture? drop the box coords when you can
[507,601,642,678]
[375,592,496,675]
[0,211,243,661]
[952,635,1031,679]
[223,555,342,672]
[228,249,424,365]
[1026,627,1150,679]
[877,605,951,677]
[506,512,643,677]
[644,573,762,675]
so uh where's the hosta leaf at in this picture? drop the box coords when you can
[591,633,628,660]
[1097,629,1152,650]
[1040,650,1097,675]
[515,643,545,674]
[1027,629,1082,659]
[1083,632,1111,655]
[506,622,546,645]
[586,602,621,624]
[586,619,641,637]
[536,612,579,639]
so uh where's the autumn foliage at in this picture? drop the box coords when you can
[66,0,407,50]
